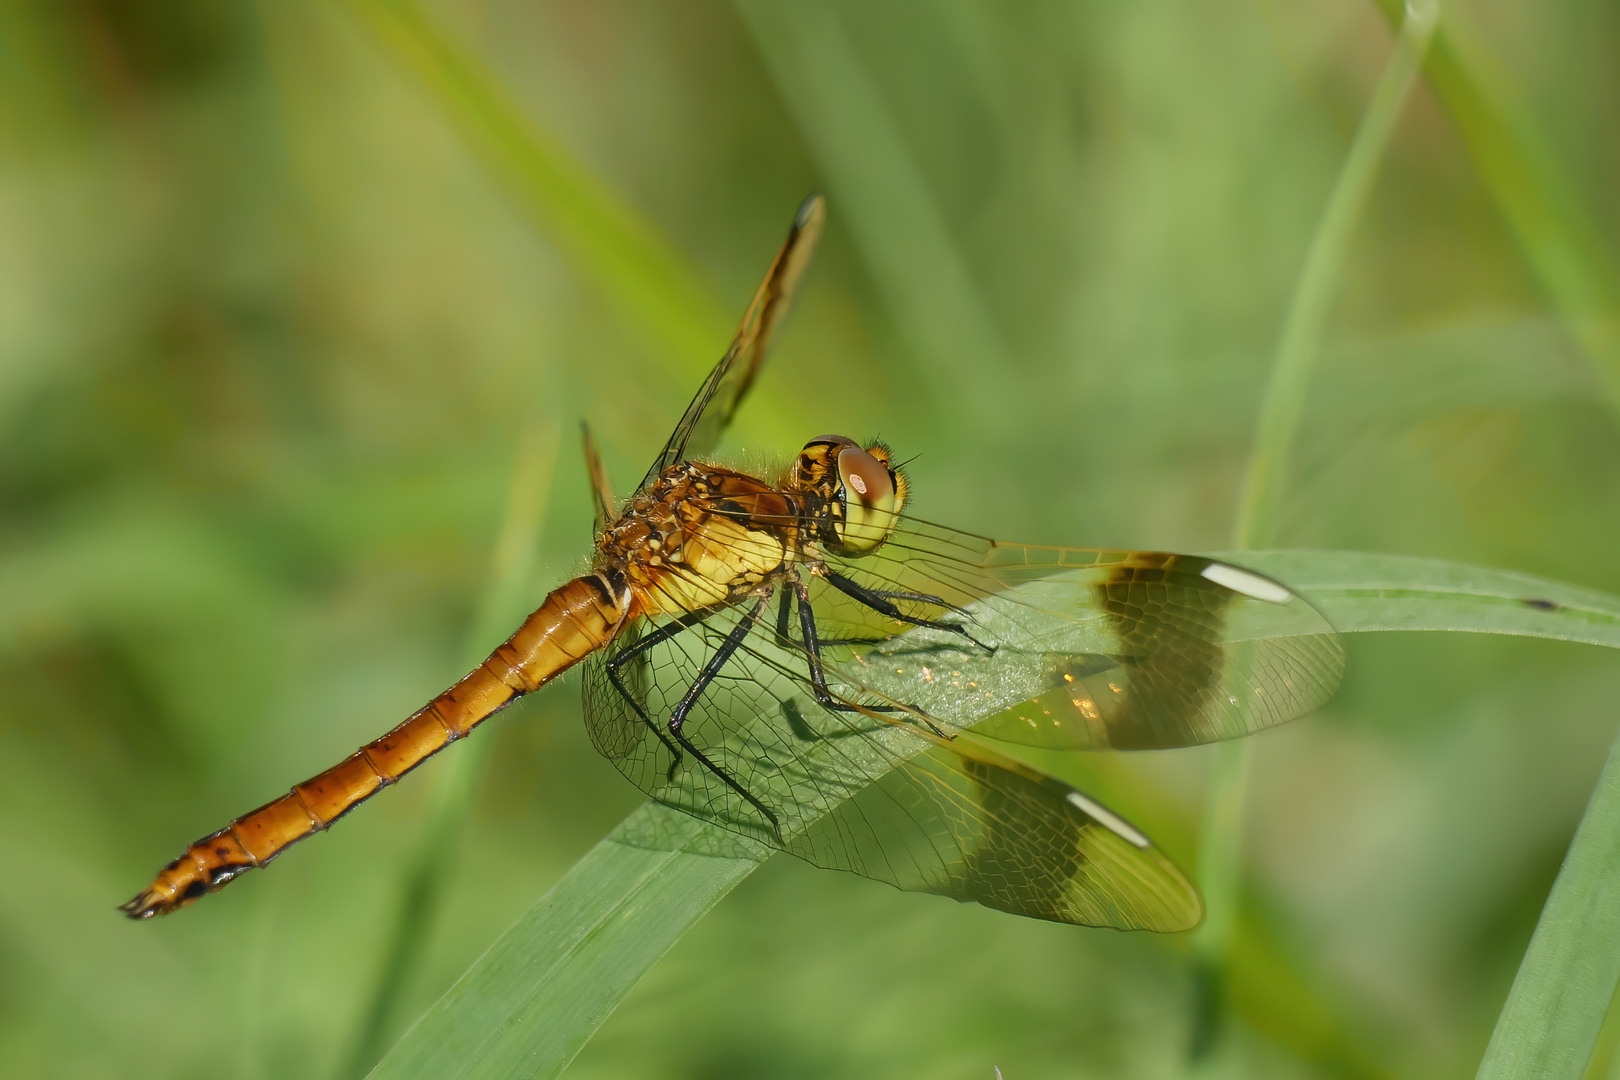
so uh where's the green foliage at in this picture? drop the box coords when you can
[2,2,1618,1080]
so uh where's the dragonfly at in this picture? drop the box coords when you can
[123,196,1343,931]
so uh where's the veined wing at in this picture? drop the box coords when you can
[581,600,1200,930]
[636,194,827,494]
[821,516,1344,751]
[580,421,615,538]
[701,512,1344,752]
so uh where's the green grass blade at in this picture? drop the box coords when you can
[366,803,767,1080]
[1241,551,1620,1079]
[1222,551,1620,645]
[1472,734,1620,1080]
[1369,0,1620,409]
[368,549,1620,1079]
[341,0,730,383]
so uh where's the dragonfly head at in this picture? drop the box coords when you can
[793,435,908,555]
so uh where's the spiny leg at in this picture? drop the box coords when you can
[821,569,993,651]
[664,593,783,837]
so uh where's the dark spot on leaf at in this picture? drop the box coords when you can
[1523,598,1559,612]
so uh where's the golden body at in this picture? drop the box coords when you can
[122,445,867,917]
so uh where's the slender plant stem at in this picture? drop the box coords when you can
[1194,0,1438,1058]
[340,425,559,1080]
[1232,0,1439,551]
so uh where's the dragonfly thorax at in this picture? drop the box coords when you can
[599,461,805,617]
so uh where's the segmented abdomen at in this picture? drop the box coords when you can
[122,574,627,918]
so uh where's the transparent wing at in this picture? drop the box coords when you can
[817,516,1345,751]
[582,599,1200,930]
[580,421,615,539]
[636,194,827,494]
[676,512,1344,752]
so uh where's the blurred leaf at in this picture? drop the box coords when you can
[1235,0,1437,552]
[1371,0,1620,409]
[370,550,1620,1079]
[341,0,730,383]
[736,0,1009,412]
[343,424,558,1079]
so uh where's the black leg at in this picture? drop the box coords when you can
[773,586,796,650]
[793,581,951,738]
[821,570,993,651]
[771,579,881,649]
[788,580,904,715]
[841,582,973,617]
[606,598,783,834]
[663,594,783,837]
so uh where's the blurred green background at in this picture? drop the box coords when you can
[3,1,1619,1077]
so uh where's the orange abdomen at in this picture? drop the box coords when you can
[122,574,627,918]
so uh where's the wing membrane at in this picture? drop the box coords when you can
[787,735,1199,930]
[636,195,827,493]
[589,451,1338,926]
[679,513,1344,751]
[804,517,1344,751]
[583,588,1202,929]
[580,421,615,538]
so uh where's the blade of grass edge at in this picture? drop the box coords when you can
[1220,551,1620,644]
[1198,0,1438,1062]
[340,425,559,1079]
[1473,727,1620,1080]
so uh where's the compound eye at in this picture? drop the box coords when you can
[835,446,899,553]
